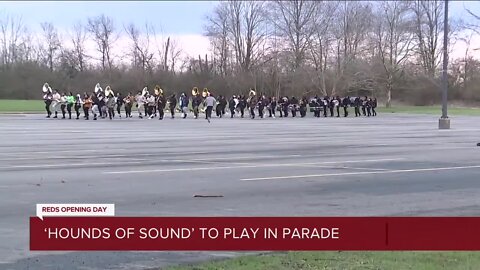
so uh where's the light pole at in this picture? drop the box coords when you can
[439,0,450,129]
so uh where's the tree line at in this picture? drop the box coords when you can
[1,0,479,107]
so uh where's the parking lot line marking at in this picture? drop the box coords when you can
[240,165,480,181]
[102,158,404,174]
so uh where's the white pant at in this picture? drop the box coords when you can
[92,105,99,115]
[137,104,144,116]
[50,101,59,112]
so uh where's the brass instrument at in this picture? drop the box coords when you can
[154,85,163,96]
[141,87,149,96]
[249,88,256,97]
[104,85,114,97]
[192,87,199,96]
[94,83,103,94]
[42,83,52,93]
[202,87,210,98]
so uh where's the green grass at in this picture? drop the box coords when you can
[1,100,480,116]
[165,251,480,270]
[377,105,480,116]
[0,99,45,112]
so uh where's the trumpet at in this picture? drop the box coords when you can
[154,85,163,96]
[94,83,103,94]
[192,87,199,96]
[42,83,52,93]
[202,87,210,98]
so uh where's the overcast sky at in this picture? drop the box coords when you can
[1,1,479,60]
[2,1,479,34]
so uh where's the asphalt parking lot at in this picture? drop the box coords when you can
[1,112,480,269]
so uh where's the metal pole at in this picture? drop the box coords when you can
[439,0,450,129]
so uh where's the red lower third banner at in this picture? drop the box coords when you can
[30,217,480,251]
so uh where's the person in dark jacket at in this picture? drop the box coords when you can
[361,96,368,116]
[156,93,166,120]
[372,98,377,116]
[229,96,236,118]
[257,95,266,119]
[116,93,124,118]
[290,96,298,117]
[322,97,329,117]
[354,97,361,117]
[192,94,202,119]
[365,98,372,117]
[168,94,177,119]
[342,96,350,117]
[299,96,308,118]
[282,96,290,117]
[237,95,246,118]
[269,97,277,118]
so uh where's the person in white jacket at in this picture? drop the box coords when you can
[51,90,61,118]
[135,91,146,119]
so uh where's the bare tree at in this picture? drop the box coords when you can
[40,22,61,71]
[225,0,267,72]
[168,38,183,74]
[465,7,480,35]
[87,14,116,70]
[330,1,374,96]
[270,0,319,70]
[70,22,88,72]
[412,0,444,77]
[374,0,415,107]
[205,2,230,76]
[307,1,338,96]
[0,13,27,68]
[124,22,155,72]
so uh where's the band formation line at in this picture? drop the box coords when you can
[41,83,378,122]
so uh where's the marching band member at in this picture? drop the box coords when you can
[310,96,320,118]
[334,96,341,117]
[257,94,266,119]
[354,97,361,117]
[361,96,367,116]
[51,90,61,118]
[74,94,82,120]
[157,91,166,120]
[135,91,145,119]
[299,96,308,118]
[342,96,350,117]
[229,96,236,118]
[215,95,222,117]
[322,97,329,117]
[116,93,124,118]
[269,96,277,118]
[91,92,100,120]
[42,84,53,118]
[83,93,92,120]
[366,98,372,117]
[277,96,284,118]
[237,95,246,118]
[179,93,189,119]
[247,89,257,119]
[147,93,156,119]
[168,94,177,119]
[59,92,68,119]
[204,92,216,122]
[281,96,289,117]
[290,96,298,117]
[123,93,133,118]
[66,92,75,119]
[106,92,116,120]
[329,97,335,117]
[191,88,202,119]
